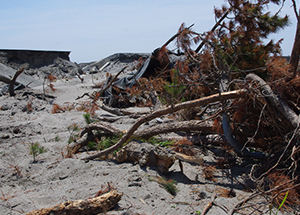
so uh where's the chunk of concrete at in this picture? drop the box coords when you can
[0,63,42,88]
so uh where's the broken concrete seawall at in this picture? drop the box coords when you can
[0,49,70,69]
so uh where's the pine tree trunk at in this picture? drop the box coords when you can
[289,12,300,79]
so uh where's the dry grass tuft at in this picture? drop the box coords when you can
[216,187,236,198]
[76,101,99,115]
[172,138,195,156]
[47,74,57,82]
[203,165,217,181]
[267,171,300,211]
[52,104,65,114]
[212,118,223,134]
[52,103,75,114]
[26,102,33,112]
[0,190,15,201]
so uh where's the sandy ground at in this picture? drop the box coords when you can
[0,67,293,214]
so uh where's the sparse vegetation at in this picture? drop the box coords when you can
[26,102,33,112]
[83,112,92,125]
[266,171,300,211]
[67,123,80,144]
[148,176,178,195]
[54,135,61,142]
[28,142,47,162]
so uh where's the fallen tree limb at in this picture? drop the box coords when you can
[195,8,232,53]
[9,67,25,96]
[68,121,123,154]
[71,120,215,153]
[100,104,149,118]
[82,89,247,160]
[80,121,123,138]
[159,134,227,146]
[202,194,217,215]
[26,190,122,215]
[246,73,300,129]
[134,120,214,140]
[76,66,127,101]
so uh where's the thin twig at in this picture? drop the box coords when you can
[202,194,216,215]
[241,103,266,151]
[254,123,300,182]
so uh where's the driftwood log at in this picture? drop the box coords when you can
[26,190,122,215]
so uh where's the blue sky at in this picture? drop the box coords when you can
[0,0,297,63]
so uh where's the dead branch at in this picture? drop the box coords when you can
[202,194,217,215]
[82,89,247,160]
[174,152,204,166]
[162,24,194,48]
[246,73,300,129]
[76,66,127,101]
[70,119,214,153]
[100,104,149,118]
[253,123,300,182]
[94,115,121,123]
[195,8,232,53]
[134,120,214,140]
[26,190,122,215]
[68,122,123,154]
[160,134,227,146]
[9,67,25,96]
[99,66,127,94]
[80,121,123,138]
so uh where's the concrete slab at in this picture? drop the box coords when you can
[0,63,42,88]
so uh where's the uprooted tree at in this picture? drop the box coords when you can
[69,0,300,212]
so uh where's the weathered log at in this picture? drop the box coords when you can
[82,89,247,160]
[246,73,300,129]
[26,190,122,215]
